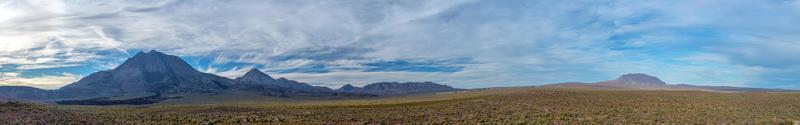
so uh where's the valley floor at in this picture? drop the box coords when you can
[3,88,800,124]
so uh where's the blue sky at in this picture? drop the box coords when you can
[1,0,799,89]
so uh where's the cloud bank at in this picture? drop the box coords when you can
[1,0,799,89]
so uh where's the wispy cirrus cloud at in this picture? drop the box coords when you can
[1,0,800,89]
[0,72,79,89]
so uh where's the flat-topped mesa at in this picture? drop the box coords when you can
[588,73,671,90]
[614,73,667,85]
[235,68,276,84]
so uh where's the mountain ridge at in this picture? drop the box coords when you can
[0,86,58,100]
[336,82,460,95]
[0,50,371,104]
[235,69,333,93]
[541,73,797,92]
[1,51,793,105]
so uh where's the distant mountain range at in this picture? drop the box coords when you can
[2,50,789,105]
[236,69,334,93]
[541,73,797,92]
[0,50,459,105]
[0,86,59,100]
[336,82,461,95]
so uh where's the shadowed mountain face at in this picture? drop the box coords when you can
[58,50,235,99]
[337,82,459,95]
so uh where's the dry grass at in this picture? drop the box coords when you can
[3,88,800,124]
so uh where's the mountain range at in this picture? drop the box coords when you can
[541,73,796,92]
[0,50,459,105]
[336,82,461,95]
[1,51,792,105]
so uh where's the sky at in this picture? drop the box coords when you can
[0,0,799,90]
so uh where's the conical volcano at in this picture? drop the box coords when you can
[114,50,201,75]
[235,68,276,84]
[58,50,235,99]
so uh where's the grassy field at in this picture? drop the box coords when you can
[3,88,800,124]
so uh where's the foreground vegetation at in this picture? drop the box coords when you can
[3,88,800,124]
